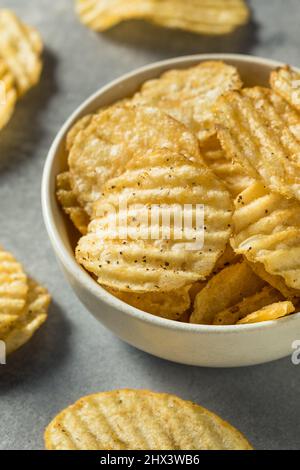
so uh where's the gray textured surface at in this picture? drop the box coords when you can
[0,0,300,451]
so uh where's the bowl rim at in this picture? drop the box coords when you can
[42,52,300,334]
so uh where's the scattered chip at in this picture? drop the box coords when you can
[270,65,300,112]
[231,182,300,291]
[76,149,233,292]
[215,87,300,200]
[213,286,283,325]
[106,285,191,320]
[190,261,265,324]
[45,389,252,450]
[248,261,300,300]
[0,58,17,130]
[0,9,43,96]
[237,301,295,325]
[56,172,90,235]
[69,104,202,215]
[133,62,243,142]
[201,135,255,196]
[1,278,50,355]
[0,246,28,334]
[75,0,249,36]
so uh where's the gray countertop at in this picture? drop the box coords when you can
[0,0,300,451]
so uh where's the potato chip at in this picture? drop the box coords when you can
[270,66,300,112]
[237,301,295,325]
[106,285,191,320]
[66,114,95,152]
[248,261,300,300]
[76,149,233,292]
[215,87,300,201]
[45,389,252,450]
[0,58,17,130]
[0,247,28,334]
[0,9,43,96]
[56,172,90,235]
[69,104,201,215]
[190,261,265,324]
[133,62,242,142]
[211,243,241,275]
[76,0,249,35]
[213,286,283,325]
[200,135,255,196]
[1,278,50,355]
[231,182,300,291]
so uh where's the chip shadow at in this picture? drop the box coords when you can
[0,302,71,392]
[0,48,58,171]
[100,17,259,58]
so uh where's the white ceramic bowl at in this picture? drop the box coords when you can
[42,53,300,368]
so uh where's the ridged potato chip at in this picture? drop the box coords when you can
[106,285,191,320]
[270,66,300,112]
[0,9,43,96]
[0,247,28,334]
[201,135,255,196]
[190,261,265,324]
[56,172,90,235]
[237,301,295,325]
[231,182,300,291]
[69,104,201,215]
[76,149,233,292]
[134,62,242,142]
[45,389,252,450]
[213,286,283,325]
[76,0,249,35]
[0,58,17,130]
[215,87,300,201]
[248,261,300,300]
[1,278,50,355]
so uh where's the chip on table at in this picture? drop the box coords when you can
[45,389,253,450]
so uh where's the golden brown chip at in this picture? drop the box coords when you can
[0,58,17,130]
[237,301,295,325]
[66,114,95,152]
[133,62,243,142]
[1,278,50,355]
[231,182,300,291]
[76,149,233,292]
[106,285,191,320]
[190,261,265,325]
[0,9,43,96]
[69,104,202,215]
[76,0,249,35]
[45,389,252,450]
[270,66,300,112]
[56,172,90,235]
[213,286,283,325]
[0,246,28,334]
[201,135,255,197]
[247,261,300,300]
[215,87,300,201]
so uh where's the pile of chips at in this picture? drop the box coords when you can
[0,9,43,131]
[58,60,300,325]
[0,246,50,355]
